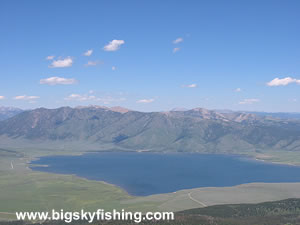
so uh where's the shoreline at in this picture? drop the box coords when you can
[29,149,300,167]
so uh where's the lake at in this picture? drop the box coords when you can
[30,152,300,196]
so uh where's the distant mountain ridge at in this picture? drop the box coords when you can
[246,111,300,120]
[215,109,300,120]
[1,106,300,153]
[0,106,23,121]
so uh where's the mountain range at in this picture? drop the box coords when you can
[0,106,300,153]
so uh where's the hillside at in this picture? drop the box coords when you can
[1,106,300,154]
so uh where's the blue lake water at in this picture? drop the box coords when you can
[30,152,300,196]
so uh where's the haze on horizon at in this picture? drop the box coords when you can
[0,0,300,112]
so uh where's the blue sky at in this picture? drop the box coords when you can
[0,0,300,112]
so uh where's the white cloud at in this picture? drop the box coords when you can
[103,40,125,51]
[85,61,103,67]
[65,94,96,101]
[83,49,93,56]
[40,77,77,85]
[137,99,155,103]
[112,66,116,71]
[173,37,183,44]
[49,57,73,68]
[267,77,300,86]
[14,95,40,100]
[0,96,5,100]
[239,98,260,105]
[173,47,180,53]
[46,55,55,60]
[235,88,242,92]
[183,84,197,88]
[187,84,197,88]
